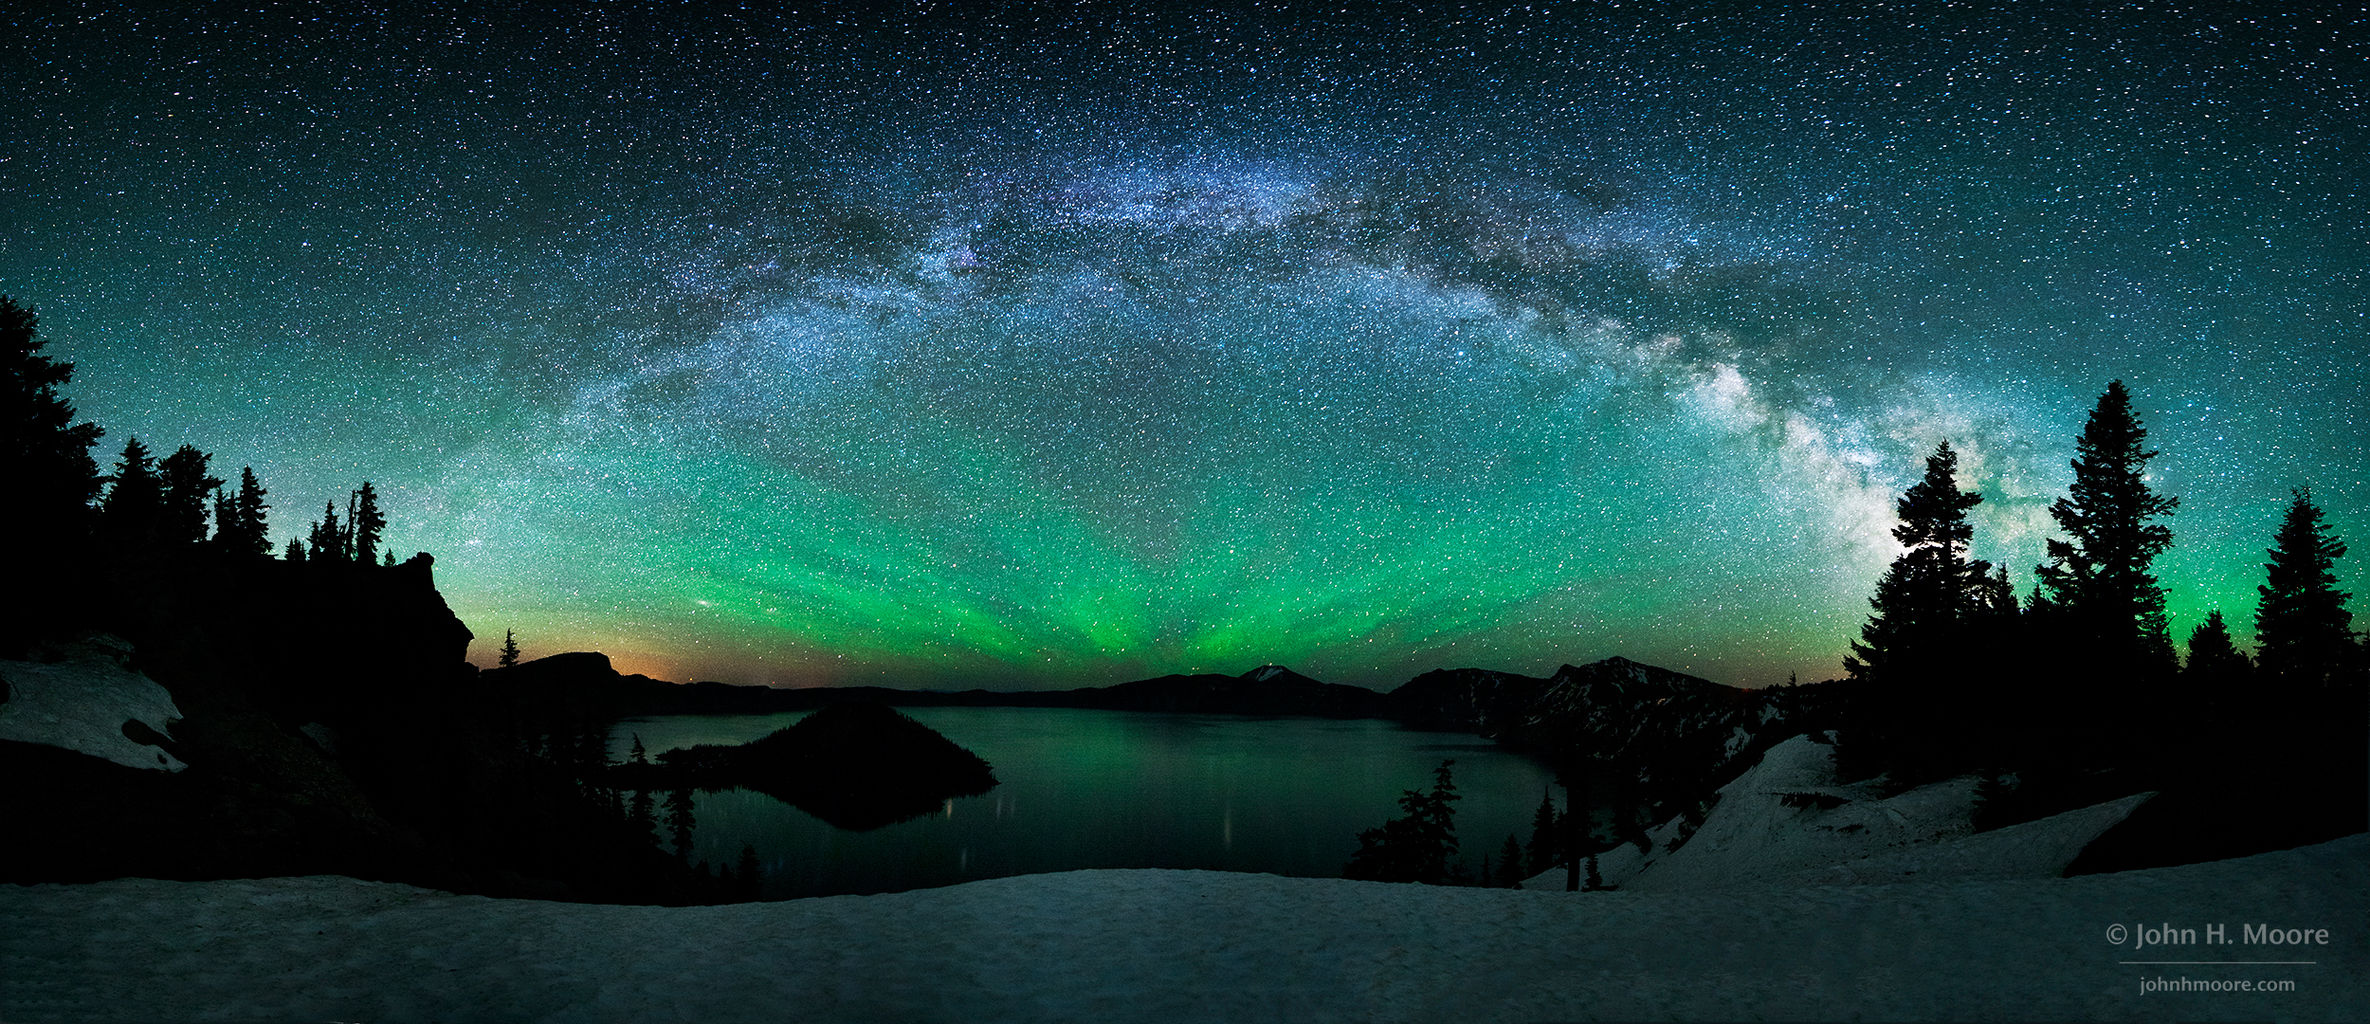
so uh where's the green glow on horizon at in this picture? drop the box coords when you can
[10,6,2361,688]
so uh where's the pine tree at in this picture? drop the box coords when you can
[211,488,235,549]
[284,537,306,563]
[157,444,220,547]
[2183,609,2252,697]
[665,787,697,862]
[1344,759,1462,884]
[1,297,104,550]
[500,629,521,668]
[222,467,270,556]
[350,481,385,566]
[1847,441,1995,682]
[2255,489,2354,689]
[99,437,165,548]
[1527,788,1559,875]
[2034,381,2180,671]
[309,501,345,563]
[1497,834,1526,887]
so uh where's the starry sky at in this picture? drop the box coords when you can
[4,3,2363,689]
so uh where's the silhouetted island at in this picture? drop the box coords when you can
[614,702,997,831]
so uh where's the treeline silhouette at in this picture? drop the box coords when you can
[1354,381,2366,889]
[1,295,748,903]
[1831,380,2366,871]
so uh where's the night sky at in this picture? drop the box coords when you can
[4,3,2363,689]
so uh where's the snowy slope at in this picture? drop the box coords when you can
[1535,735,2151,893]
[0,635,185,772]
[3,835,2361,1022]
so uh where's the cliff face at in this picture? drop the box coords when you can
[1382,667,1556,732]
[1385,656,1800,829]
[108,551,475,719]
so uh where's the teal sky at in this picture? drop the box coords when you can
[4,4,2362,688]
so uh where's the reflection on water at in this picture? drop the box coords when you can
[611,706,1559,899]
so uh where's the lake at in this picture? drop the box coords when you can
[610,707,1560,899]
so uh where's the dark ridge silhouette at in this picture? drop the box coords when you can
[1,548,741,904]
[619,703,997,831]
[1380,666,1556,732]
[484,655,1392,719]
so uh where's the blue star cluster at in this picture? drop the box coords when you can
[4,3,2362,687]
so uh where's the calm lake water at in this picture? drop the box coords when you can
[610,707,1559,899]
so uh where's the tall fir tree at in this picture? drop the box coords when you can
[157,444,221,547]
[2,297,104,524]
[309,500,346,563]
[1847,441,1997,682]
[2034,381,2180,671]
[2254,489,2354,689]
[1526,788,1559,875]
[226,466,270,556]
[350,481,386,566]
[211,488,236,549]
[99,437,165,549]
[1,297,104,642]
[500,628,521,668]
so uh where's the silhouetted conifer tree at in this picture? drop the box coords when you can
[157,444,220,546]
[1,297,104,644]
[2255,489,2354,689]
[308,501,346,562]
[665,787,697,862]
[208,466,271,557]
[99,437,165,548]
[1344,759,1461,884]
[1847,441,1995,682]
[284,537,306,563]
[226,467,270,556]
[1527,788,1559,874]
[2,297,104,539]
[500,629,521,668]
[1842,441,2010,780]
[1497,834,1526,887]
[350,481,385,566]
[2034,381,2179,672]
[2184,610,2252,690]
[211,488,235,549]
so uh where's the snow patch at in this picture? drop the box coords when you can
[0,636,186,772]
[1526,735,2150,893]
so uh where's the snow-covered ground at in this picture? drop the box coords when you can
[0,635,185,771]
[1558,734,2153,893]
[3,835,2360,1022]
